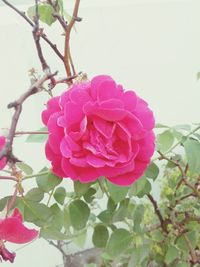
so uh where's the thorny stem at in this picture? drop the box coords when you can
[1,0,64,61]
[0,73,57,163]
[64,0,81,77]
[158,151,200,199]
[147,193,168,233]
[183,233,197,264]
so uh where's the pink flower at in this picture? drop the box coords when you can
[42,75,155,186]
[0,136,6,170]
[0,208,38,263]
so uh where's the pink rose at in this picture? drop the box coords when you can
[0,136,6,170]
[0,208,38,263]
[42,75,155,186]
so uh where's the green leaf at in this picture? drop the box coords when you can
[53,187,66,205]
[83,188,96,203]
[92,224,109,248]
[73,229,87,248]
[145,162,159,180]
[173,124,191,131]
[133,205,144,233]
[165,246,179,265]
[63,207,71,231]
[23,200,53,226]
[128,245,150,266]
[74,181,91,197]
[107,181,129,203]
[155,123,169,128]
[107,197,117,212]
[16,162,33,175]
[36,170,62,193]
[0,196,10,212]
[50,203,64,231]
[177,263,189,267]
[69,200,90,230]
[40,227,68,240]
[197,72,200,80]
[106,228,132,258]
[26,127,48,143]
[129,176,151,198]
[98,210,112,225]
[27,5,56,26]
[113,198,129,222]
[156,130,174,153]
[184,138,200,174]
[25,188,44,202]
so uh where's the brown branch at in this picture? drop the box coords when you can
[64,0,81,77]
[147,193,168,233]
[33,0,49,72]
[0,73,57,162]
[183,233,198,264]
[1,0,64,62]
[175,193,195,204]
[0,176,17,182]
[158,151,186,178]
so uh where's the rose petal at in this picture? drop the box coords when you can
[0,209,38,244]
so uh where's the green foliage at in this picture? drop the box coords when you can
[27,5,56,26]
[25,188,44,202]
[53,187,66,205]
[157,130,174,152]
[68,199,90,230]
[107,181,129,203]
[106,228,132,258]
[36,169,62,193]
[92,224,109,248]
[184,137,200,174]
[2,123,200,266]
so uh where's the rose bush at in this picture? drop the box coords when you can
[42,75,155,185]
[0,208,38,263]
[0,136,6,170]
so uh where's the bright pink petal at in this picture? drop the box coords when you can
[90,75,113,100]
[0,209,38,244]
[42,96,61,125]
[134,98,155,130]
[122,91,138,111]
[69,82,92,105]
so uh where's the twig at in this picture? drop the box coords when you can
[33,0,49,72]
[157,151,185,178]
[147,193,167,233]
[0,175,17,182]
[0,73,57,162]
[1,0,64,61]
[64,0,81,77]
[183,233,197,264]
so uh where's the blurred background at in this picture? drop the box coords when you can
[0,0,200,266]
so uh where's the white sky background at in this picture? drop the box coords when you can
[0,0,200,266]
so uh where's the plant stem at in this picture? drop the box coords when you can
[23,170,50,180]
